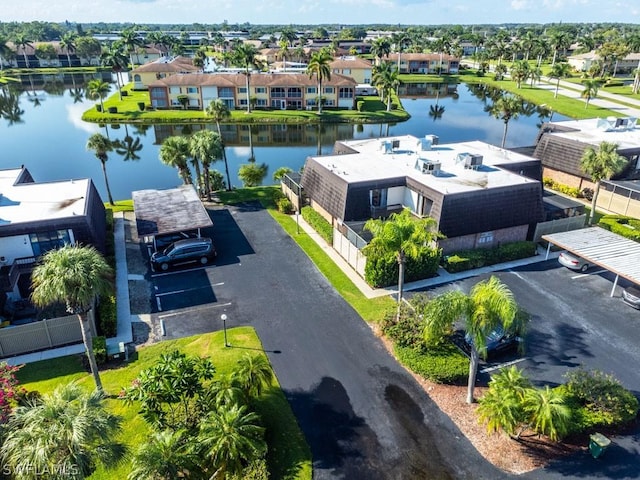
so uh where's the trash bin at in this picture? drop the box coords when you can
[589,432,611,459]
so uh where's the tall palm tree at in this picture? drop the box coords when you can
[391,32,410,74]
[510,60,530,89]
[114,135,143,162]
[372,61,399,112]
[31,246,114,391]
[197,403,266,480]
[548,62,572,98]
[581,79,600,109]
[548,30,571,67]
[363,208,440,312]
[100,43,128,100]
[487,94,523,148]
[159,135,192,185]
[206,99,232,190]
[190,129,223,201]
[232,354,274,399]
[119,26,145,66]
[128,430,195,480]
[13,33,33,68]
[423,276,524,403]
[370,37,391,66]
[86,79,110,112]
[0,35,13,71]
[580,141,627,225]
[87,132,115,205]
[278,39,289,71]
[59,32,77,67]
[1,383,125,478]
[232,43,259,113]
[306,50,332,114]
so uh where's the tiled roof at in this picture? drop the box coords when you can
[388,53,459,61]
[131,56,199,74]
[330,56,372,69]
[148,72,357,88]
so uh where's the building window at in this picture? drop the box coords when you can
[133,74,141,82]
[219,87,233,97]
[238,87,247,94]
[30,230,71,257]
[307,87,316,94]
[169,86,181,94]
[255,87,266,93]
[187,87,198,93]
[324,87,334,94]
[339,87,353,99]
[271,87,285,98]
[255,98,267,107]
[287,87,302,98]
[369,188,388,207]
[477,232,494,245]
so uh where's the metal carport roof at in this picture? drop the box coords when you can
[542,226,640,295]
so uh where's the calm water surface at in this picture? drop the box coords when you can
[0,77,566,201]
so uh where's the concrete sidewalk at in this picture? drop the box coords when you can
[6,213,133,366]
[296,214,559,300]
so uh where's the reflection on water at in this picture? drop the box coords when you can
[0,78,565,200]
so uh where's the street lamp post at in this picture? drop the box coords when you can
[221,313,229,347]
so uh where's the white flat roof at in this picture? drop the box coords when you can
[547,118,640,151]
[542,226,640,285]
[0,169,89,225]
[314,135,538,194]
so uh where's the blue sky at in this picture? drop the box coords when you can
[5,0,639,25]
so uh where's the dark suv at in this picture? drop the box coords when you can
[150,237,216,271]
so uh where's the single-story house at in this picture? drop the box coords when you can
[568,51,640,74]
[148,72,357,111]
[0,167,106,301]
[300,134,544,253]
[534,117,640,191]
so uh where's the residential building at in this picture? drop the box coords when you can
[130,56,200,90]
[148,72,357,111]
[568,51,640,74]
[330,56,373,85]
[387,53,460,74]
[534,117,640,189]
[0,167,106,301]
[300,134,543,253]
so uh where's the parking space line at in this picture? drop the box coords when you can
[155,283,223,298]
[151,265,212,277]
[156,297,162,312]
[158,302,232,319]
[571,269,606,279]
[480,357,527,374]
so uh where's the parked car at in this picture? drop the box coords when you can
[558,251,590,272]
[152,230,199,251]
[622,285,640,309]
[150,237,216,271]
[464,326,521,359]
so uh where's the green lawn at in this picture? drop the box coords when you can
[17,329,312,480]
[82,83,409,125]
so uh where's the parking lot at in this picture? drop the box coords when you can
[411,259,640,393]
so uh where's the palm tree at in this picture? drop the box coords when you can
[528,66,542,87]
[0,36,11,71]
[423,276,524,404]
[487,94,523,148]
[86,79,110,112]
[548,62,572,98]
[278,39,289,71]
[114,135,143,162]
[363,208,440,311]
[580,141,627,225]
[372,61,399,112]
[238,162,268,187]
[523,386,571,441]
[1,383,125,478]
[510,60,530,89]
[306,50,332,114]
[86,132,115,205]
[159,135,192,185]
[232,354,274,399]
[391,32,410,74]
[59,32,77,67]
[100,43,128,100]
[189,130,223,201]
[119,26,145,66]
[370,37,392,66]
[548,30,571,67]
[197,403,266,480]
[581,79,600,109]
[13,33,33,68]
[31,246,114,391]
[232,43,259,113]
[206,99,232,190]
[128,430,195,480]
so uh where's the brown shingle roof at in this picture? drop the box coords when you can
[149,72,357,88]
[131,56,199,74]
[330,57,372,69]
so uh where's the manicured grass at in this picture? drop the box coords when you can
[17,329,312,480]
[82,83,410,125]
[399,73,459,84]
[105,199,134,212]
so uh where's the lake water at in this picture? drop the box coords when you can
[0,76,566,201]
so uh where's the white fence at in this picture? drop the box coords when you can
[333,227,367,278]
[0,315,83,358]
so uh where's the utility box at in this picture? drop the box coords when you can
[589,433,611,459]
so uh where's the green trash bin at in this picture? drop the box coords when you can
[589,432,611,459]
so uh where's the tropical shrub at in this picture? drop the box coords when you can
[598,215,640,242]
[98,294,117,337]
[364,246,440,287]
[378,302,425,349]
[301,206,333,244]
[395,344,468,384]
[92,336,107,365]
[443,241,536,273]
[542,177,581,197]
[357,101,364,112]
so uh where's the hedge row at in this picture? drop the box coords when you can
[364,247,441,288]
[443,241,537,273]
[542,178,581,198]
[395,344,468,384]
[301,206,333,244]
[97,295,117,338]
[598,215,640,243]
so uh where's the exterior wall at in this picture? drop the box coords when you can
[542,166,594,190]
[387,186,405,207]
[332,67,371,84]
[403,188,419,212]
[0,235,34,264]
[439,225,529,254]
[309,199,334,225]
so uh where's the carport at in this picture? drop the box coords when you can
[543,226,640,296]
[132,185,213,249]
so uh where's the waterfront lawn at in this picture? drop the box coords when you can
[82,83,410,125]
[16,328,312,480]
